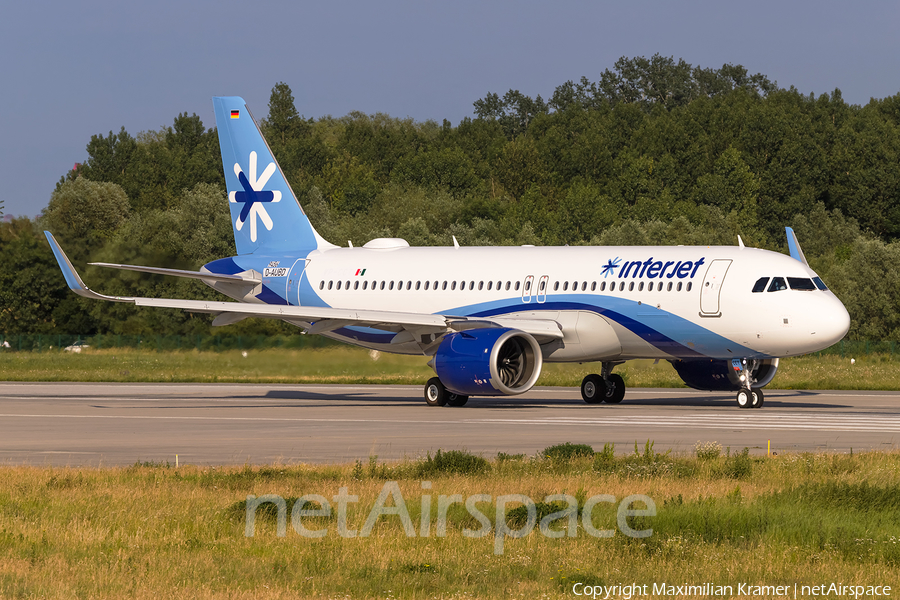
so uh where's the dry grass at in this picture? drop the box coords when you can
[1,449,898,598]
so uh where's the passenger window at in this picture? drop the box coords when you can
[539,280,545,292]
[667,282,672,291]
[591,282,596,291]
[469,281,474,290]
[563,282,568,291]
[687,282,692,292]
[319,281,325,290]
[346,280,350,289]
[451,281,456,291]
[363,281,368,290]
[406,281,412,290]
[629,282,634,291]
[677,282,682,292]
[752,277,769,293]
[424,281,429,290]
[582,282,587,291]
[572,281,578,290]
[389,281,394,290]
[479,281,484,290]
[336,281,342,290]
[619,282,625,291]
[600,282,606,292]
[497,281,502,290]
[813,276,828,291]
[525,280,531,292]
[788,277,816,291]
[767,277,788,292]
[354,281,359,290]
[487,281,492,291]
[416,281,421,290]
[442,281,447,290]
[638,282,644,291]
[515,281,520,291]
[554,282,559,291]
[380,281,385,290]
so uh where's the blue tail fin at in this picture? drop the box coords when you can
[213,97,333,255]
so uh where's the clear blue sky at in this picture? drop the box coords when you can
[2,0,897,218]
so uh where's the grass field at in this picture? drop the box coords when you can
[1,447,898,599]
[1,346,899,390]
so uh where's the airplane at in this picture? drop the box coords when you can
[45,96,851,409]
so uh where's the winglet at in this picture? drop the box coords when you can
[785,227,809,266]
[44,232,134,303]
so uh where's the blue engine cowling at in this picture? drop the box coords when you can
[669,358,779,391]
[432,328,543,396]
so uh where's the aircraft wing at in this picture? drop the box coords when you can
[45,232,563,344]
[89,262,262,285]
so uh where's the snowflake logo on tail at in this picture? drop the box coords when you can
[228,151,282,242]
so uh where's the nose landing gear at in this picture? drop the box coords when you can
[734,359,765,409]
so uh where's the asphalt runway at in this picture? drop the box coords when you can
[1,383,898,466]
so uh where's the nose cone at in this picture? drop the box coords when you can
[816,294,851,348]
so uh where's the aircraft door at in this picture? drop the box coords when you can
[699,259,732,317]
[521,275,534,303]
[537,275,549,303]
[286,258,309,306]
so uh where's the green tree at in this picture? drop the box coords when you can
[0,219,84,334]
[42,177,130,263]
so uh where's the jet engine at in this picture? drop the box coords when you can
[432,328,543,396]
[669,358,779,391]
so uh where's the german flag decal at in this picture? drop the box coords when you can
[230,110,240,119]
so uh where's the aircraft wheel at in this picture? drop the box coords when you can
[604,374,626,404]
[581,374,605,404]
[447,393,469,407]
[736,387,753,409]
[751,388,765,409]
[424,377,448,407]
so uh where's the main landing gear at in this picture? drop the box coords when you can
[581,362,626,404]
[424,377,469,407]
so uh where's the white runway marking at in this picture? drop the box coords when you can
[485,414,900,433]
[1,411,899,432]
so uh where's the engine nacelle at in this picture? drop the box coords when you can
[669,358,779,391]
[432,328,543,396]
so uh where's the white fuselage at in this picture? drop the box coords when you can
[271,243,850,361]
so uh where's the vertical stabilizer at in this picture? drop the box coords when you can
[213,97,334,255]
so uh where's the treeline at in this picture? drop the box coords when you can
[3,55,900,339]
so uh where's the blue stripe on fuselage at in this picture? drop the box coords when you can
[328,294,758,358]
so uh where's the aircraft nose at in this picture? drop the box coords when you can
[816,295,851,347]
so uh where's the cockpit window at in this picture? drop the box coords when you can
[812,276,828,291]
[752,277,769,293]
[767,277,788,292]
[788,277,816,291]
